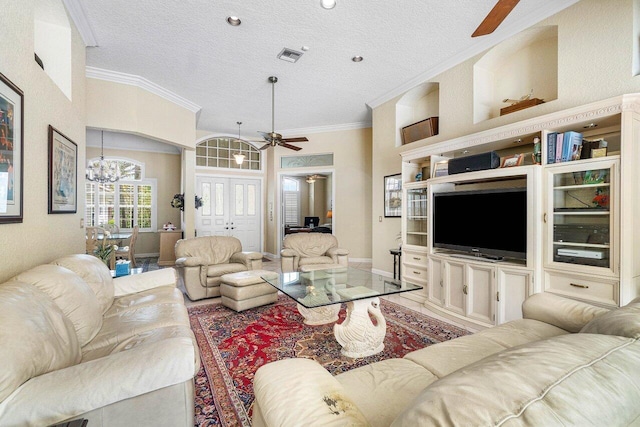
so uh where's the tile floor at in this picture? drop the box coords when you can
[169,256,474,331]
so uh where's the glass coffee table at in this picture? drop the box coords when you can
[261,267,423,358]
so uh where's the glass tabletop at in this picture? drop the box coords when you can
[260,267,423,309]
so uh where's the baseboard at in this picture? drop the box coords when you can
[135,252,160,258]
[371,268,393,278]
[349,258,372,263]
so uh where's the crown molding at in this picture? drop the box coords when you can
[279,121,371,136]
[366,0,579,109]
[86,66,202,114]
[62,0,98,47]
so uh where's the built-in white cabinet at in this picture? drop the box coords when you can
[400,93,640,324]
[401,247,428,303]
[426,254,530,328]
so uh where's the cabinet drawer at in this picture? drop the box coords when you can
[404,251,427,265]
[544,271,618,306]
[403,265,428,285]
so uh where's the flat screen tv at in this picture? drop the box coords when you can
[433,188,527,260]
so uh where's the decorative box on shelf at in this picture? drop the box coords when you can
[401,117,439,145]
[115,260,131,277]
[500,98,545,116]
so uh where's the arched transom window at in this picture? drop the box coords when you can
[196,137,261,170]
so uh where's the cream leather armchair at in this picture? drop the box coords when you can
[280,233,349,273]
[175,236,263,301]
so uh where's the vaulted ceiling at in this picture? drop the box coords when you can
[68,0,578,139]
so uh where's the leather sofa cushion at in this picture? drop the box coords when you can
[522,292,608,332]
[0,282,80,402]
[51,254,115,314]
[105,286,184,317]
[207,263,247,277]
[580,298,640,339]
[175,236,243,265]
[392,334,640,426]
[14,265,102,346]
[298,256,334,266]
[404,319,567,378]
[283,233,338,258]
[82,302,190,353]
[336,358,438,427]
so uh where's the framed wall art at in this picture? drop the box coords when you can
[384,173,402,218]
[48,125,78,214]
[0,73,23,223]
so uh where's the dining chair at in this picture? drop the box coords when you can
[114,225,139,268]
[85,227,99,254]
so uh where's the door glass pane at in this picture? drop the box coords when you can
[247,185,256,215]
[98,183,115,226]
[202,182,211,216]
[118,184,134,229]
[85,183,96,226]
[137,184,152,229]
[235,184,244,215]
[215,183,224,216]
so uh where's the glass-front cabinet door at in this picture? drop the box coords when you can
[545,157,618,274]
[404,185,428,247]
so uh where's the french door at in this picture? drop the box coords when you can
[195,176,261,252]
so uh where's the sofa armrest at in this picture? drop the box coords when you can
[326,247,349,267]
[230,252,263,270]
[113,268,177,297]
[254,358,369,427]
[280,249,299,273]
[522,293,609,333]
[175,256,206,268]
[0,337,197,427]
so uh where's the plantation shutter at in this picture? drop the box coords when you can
[283,191,299,226]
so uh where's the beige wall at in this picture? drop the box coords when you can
[86,146,182,256]
[86,78,197,149]
[0,1,87,282]
[371,0,640,273]
[266,127,372,259]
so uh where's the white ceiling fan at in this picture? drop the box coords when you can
[258,76,309,151]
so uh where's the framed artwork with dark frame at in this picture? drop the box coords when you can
[48,125,78,214]
[0,73,24,224]
[384,173,402,218]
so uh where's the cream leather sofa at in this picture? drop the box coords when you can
[175,236,263,301]
[281,233,349,273]
[0,254,199,427]
[253,293,640,426]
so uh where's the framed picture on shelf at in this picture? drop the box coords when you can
[0,73,23,224]
[500,153,524,168]
[384,173,402,218]
[432,161,449,178]
[48,125,78,214]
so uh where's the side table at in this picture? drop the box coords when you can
[389,248,402,280]
[158,229,182,266]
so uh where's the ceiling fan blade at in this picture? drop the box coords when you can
[259,143,271,150]
[472,0,520,37]
[281,137,309,143]
[279,142,303,151]
[257,131,272,141]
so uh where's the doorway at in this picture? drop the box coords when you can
[280,171,333,246]
[195,176,262,252]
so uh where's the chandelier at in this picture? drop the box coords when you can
[86,131,120,183]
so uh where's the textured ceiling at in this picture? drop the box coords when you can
[78,0,578,139]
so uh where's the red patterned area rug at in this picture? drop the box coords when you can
[188,295,470,427]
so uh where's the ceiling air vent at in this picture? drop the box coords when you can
[277,48,303,63]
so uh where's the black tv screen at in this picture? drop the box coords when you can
[433,188,527,260]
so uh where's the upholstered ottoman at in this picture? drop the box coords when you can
[220,270,279,312]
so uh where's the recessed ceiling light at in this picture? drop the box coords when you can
[352,55,363,62]
[301,46,310,51]
[583,123,598,128]
[227,16,241,26]
[320,0,336,9]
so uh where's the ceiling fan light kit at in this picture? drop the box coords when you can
[226,16,241,26]
[258,76,309,151]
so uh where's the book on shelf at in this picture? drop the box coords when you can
[547,132,558,164]
[547,131,586,163]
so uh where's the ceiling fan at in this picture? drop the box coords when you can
[258,76,309,151]
[306,174,327,184]
[472,0,520,37]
